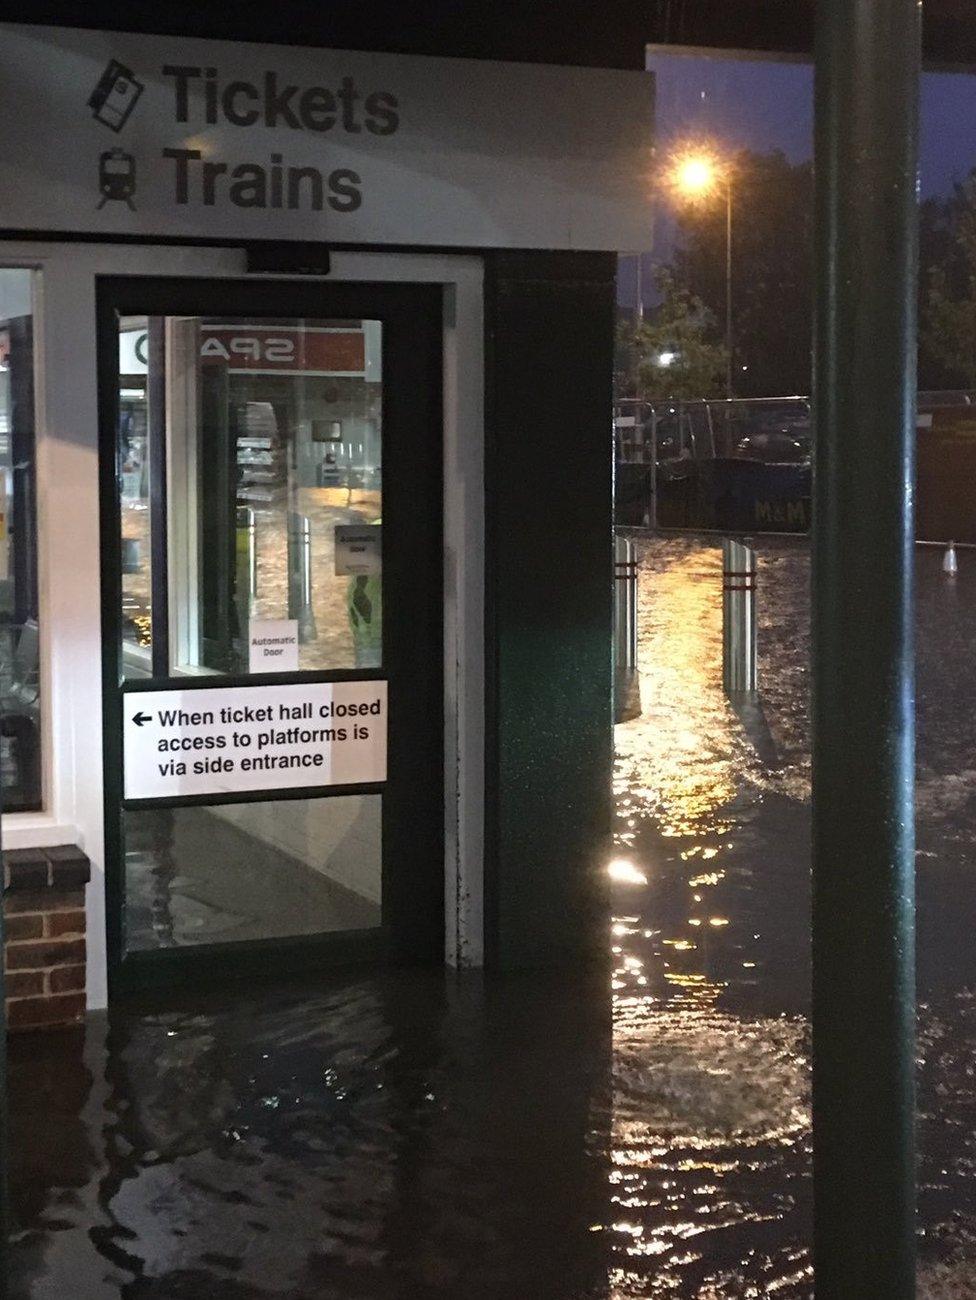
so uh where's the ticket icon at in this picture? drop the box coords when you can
[88,59,144,132]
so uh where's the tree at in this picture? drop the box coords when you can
[673,149,813,399]
[653,151,976,396]
[624,268,727,401]
[922,171,976,388]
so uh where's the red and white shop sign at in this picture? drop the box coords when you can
[198,325,365,376]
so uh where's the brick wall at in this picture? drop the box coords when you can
[3,846,91,1031]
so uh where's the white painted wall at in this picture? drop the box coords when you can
[213,796,381,905]
[0,242,485,1005]
[0,268,32,320]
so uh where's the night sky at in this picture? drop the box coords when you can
[625,48,976,306]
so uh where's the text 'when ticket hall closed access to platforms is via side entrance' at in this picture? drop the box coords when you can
[122,680,387,801]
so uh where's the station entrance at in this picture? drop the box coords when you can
[98,275,445,991]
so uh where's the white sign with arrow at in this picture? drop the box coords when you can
[123,679,387,801]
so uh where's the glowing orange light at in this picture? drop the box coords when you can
[675,155,717,195]
[607,858,648,885]
[663,147,730,205]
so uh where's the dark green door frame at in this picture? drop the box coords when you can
[812,0,921,1293]
[97,276,445,993]
[483,251,615,971]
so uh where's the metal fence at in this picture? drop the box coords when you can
[615,392,976,534]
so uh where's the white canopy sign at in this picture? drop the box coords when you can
[0,24,654,250]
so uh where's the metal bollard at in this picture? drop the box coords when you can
[244,508,259,614]
[646,409,658,530]
[287,512,318,643]
[722,538,757,695]
[235,506,259,626]
[614,533,642,722]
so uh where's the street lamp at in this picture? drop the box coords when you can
[665,148,734,400]
[673,154,720,199]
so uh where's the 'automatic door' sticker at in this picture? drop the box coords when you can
[88,60,144,133]
[98,149,137,211]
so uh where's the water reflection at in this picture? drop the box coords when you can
[11,535,976,1298]
[610,534,976,1297]
[10,973,613,1299]
[121,486,381,675]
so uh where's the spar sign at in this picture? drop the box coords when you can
[199,325,366,375]
[119,324,367,377]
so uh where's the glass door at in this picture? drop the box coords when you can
[98,277,443,991]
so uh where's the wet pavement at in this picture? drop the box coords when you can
[122,486,382,674]
[10,534,976,1298]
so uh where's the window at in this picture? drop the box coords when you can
[0,269,39,812]
[116,316,383,681]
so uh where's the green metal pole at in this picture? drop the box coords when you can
[812,0,920,1295]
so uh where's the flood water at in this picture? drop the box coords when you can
[10,535,976,1298]
[612,536,976,1298]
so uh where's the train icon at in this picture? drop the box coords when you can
[88,60,144,132]
[98,149,137,211]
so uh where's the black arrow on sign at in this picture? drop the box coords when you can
[132,711,153,727]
